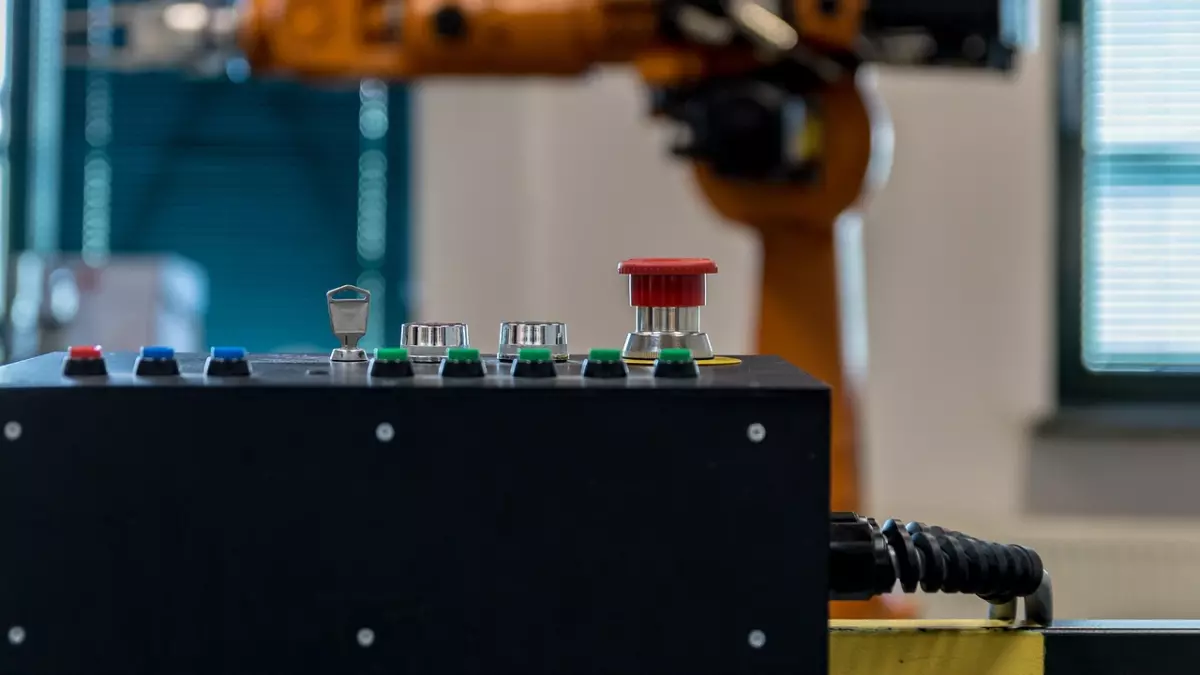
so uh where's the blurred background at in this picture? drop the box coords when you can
[5,0,410,359]
[3,0,1200,619]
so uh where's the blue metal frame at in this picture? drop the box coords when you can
[39,1,411,352]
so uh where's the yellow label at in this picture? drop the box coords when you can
[621,356,742,367]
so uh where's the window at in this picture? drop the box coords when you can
[0,0,10,361]
[59,72,411,352]
[1060,0,1200,403]
[52,0,410,353]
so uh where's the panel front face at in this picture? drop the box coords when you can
[0,358,829,675]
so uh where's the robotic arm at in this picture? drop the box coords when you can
[72,0,1031,189]
[66,0,1035,619]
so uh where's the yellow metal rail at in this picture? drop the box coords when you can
[831,620,1043,675]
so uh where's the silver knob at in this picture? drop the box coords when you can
[497,321,569,362]
[400,322,470,362]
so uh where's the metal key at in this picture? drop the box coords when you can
[327,285,371,362]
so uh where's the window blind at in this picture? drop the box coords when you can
[58,2,410,353]
[1083,0,1200,369]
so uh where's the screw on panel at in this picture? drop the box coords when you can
[747,629,766,649]
[7,626,25,645]
[375,422,395,442]
[3,422,20,441]
[357,627,375,647]
[746,423,766,443]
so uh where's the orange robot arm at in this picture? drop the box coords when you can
[235,0,1032,619]
[117,0,1032,618]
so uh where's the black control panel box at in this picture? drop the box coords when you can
[0,352,829,675]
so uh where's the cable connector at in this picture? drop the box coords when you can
[829,512,1053,625]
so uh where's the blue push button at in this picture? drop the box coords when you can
[140,345,175,360]
[135,345,180,376]
[210,346,247,361]
[205,346,251,377]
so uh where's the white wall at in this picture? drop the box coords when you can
[864,35,1054,520]
[413,1,1054,527]
[411,77,759,363]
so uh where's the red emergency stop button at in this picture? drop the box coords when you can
[617,257,718,307]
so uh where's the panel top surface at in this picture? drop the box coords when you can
[0,352,827,392]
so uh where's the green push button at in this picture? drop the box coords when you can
[657,348,694,363]
[374,347,409,362]
[518,347,553,362]
[587,348,623,363]
[446,347,480,362]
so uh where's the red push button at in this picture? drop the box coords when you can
[67,345,103,360]
[616,258,719,275]
[63,345,107,376]
[617,257,718,307]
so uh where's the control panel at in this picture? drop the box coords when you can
[0,257,829,675]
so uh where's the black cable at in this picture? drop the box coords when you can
[830,512,1044,604]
